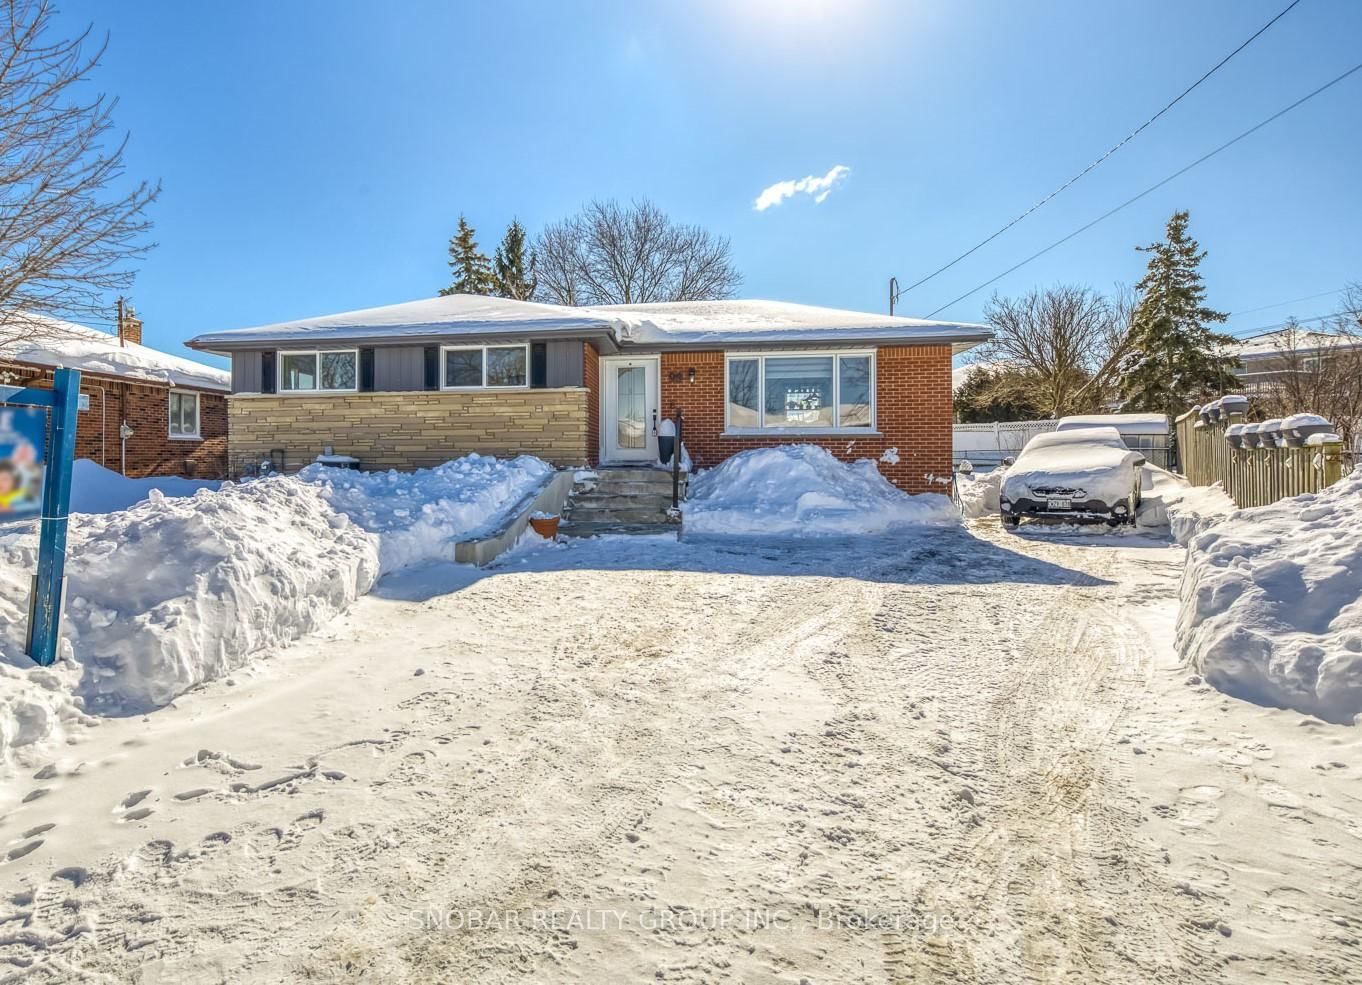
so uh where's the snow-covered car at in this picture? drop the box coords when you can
[1000,426,1145,527]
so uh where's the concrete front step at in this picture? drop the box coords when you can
[564,507,676,524]
[562,466,686,536]
[568,492,677,509]
[579,481,684,499]
[560,520,680,538]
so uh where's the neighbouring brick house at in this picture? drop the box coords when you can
[186,295,989,493]
[1,312,230,478]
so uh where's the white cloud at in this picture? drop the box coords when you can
[753,165,851,212]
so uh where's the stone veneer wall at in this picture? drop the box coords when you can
[227,388,590,476]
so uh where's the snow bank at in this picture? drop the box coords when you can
[1136,466,1236,545]
[0,454,552,766]
[957,467,1003,519]
[0,479,382,716]
[70,459,220,514]
[683,445,958,536]
[1177,469,1362,724]
[300,454,552,574]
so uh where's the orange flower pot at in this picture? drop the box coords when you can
[528,515,560,540]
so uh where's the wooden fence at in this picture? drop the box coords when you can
[1174,411,1349,508]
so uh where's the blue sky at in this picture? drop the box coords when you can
[54,0,1362,367]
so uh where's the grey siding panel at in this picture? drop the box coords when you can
[231,351,262,393]
[375,346,425,391]
[545,340,584,388]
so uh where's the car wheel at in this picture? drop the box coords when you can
[1003,515,1020,529]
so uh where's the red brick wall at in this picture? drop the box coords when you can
[0,361,228,479]
[583,342,600,466]
[659,346,953,494]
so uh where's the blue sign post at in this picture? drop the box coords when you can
[0,367,81,666]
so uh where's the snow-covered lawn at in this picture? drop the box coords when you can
[2,522,1358,983]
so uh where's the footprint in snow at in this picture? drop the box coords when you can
[173,788,216,802]
[120,789,153,810]
[51,866,88,887]
[6,840,43,861]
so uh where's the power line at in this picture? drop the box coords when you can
[889,0,1304,308]
[1227,311,1345,338]
[1229,288,1342,317]
[924,60,1362,319]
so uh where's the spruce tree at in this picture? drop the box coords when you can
[1119,210,1237,419]
[492,219,538,300]
[438,215,494,296]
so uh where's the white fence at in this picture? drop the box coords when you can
[953,420,1057,468]
[954,418,1175,469]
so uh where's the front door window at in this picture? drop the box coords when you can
[616,365,647,450]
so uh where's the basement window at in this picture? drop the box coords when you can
[278,350,358,393]
[442,344,528,389]
[168,390,201,439]
[725,351,875,432]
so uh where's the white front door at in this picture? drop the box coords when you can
[602,357,660,463]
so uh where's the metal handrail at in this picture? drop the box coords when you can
[671,408,684,509]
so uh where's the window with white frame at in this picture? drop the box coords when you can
[168,390,200,439]
[278,350,358,392]
[442,344,528,388]
[726,352,874,431]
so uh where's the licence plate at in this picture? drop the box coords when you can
[1046,497,1072,510]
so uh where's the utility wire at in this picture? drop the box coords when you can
[892,0,1304,304]
[1227,311,1345,337]
[1229,288,1341,317]
[925,60,1362,319]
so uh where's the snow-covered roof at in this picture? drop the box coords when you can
[1223,327,1361,360]
[186,294,991,353]
[2,314,229,392]
[596,299,990,350]
[188,295,617,350]
[1056,413,1169,435]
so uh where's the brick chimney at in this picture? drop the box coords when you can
[118,304,143,346]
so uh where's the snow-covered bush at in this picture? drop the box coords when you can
[1177,469,1362,724]
[683,445,958,536]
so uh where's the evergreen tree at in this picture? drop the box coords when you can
[492,219,538,300]
[1119,210,1237,419]
[438,215,494,296]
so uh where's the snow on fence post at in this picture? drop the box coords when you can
[1175,402,1346,509]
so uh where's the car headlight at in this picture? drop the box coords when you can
[1113,503,1128,515]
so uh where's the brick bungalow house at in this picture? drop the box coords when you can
[186,295,989,493]
[1,312,230,478]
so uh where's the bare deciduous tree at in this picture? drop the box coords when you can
[976,285,1134,419]
[1259,284,1362,448]
[0,0,157,344]
[534,199,741,306]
